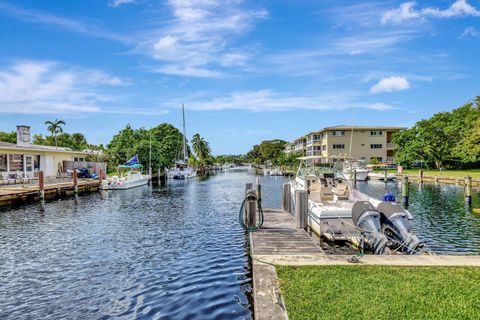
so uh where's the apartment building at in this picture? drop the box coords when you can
[284,125,404,163]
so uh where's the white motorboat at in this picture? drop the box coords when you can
[167,104,197,180]
[368,171,396,181]
[269,168,283,176]
[342,159,370,181]
[101,156,151,190]
[288,156,424,254]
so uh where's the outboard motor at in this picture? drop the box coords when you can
[377,202,424,254]
[352,201,388,254]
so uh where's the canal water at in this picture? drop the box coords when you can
[1,169,480,319]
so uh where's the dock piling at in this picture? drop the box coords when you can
[38,171,45,200]
[419,169,424,184]
[99,168,104,185]
[384,169,388,183]
[465,176,472,206]
[402,175,409,207]
[245,183,256,228]
[282,183,291,213]
[295,190,307,229]
[73,169,78,194]
[352,169,357,183]
[256,177,262,204]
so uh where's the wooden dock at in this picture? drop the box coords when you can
[249,209,323,320]
[0,180,100,206]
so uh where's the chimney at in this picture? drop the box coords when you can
[16,125,31,147]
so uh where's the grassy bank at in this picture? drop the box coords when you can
[276,265,480,320]
[400,169,480,179]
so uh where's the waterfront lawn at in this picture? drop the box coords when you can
[401,169,480,179]
[276,265,480,320]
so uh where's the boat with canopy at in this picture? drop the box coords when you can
[101,155,151,190]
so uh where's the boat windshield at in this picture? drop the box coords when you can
[297,159,347,181]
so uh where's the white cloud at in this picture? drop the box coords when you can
[180,89,394,112]
[0,1,129,43]
[109,0,137,7]
[0,61,158,115]
[461,26,480,38]
[382,0,480,24]
[370,76,410,93]
[142,0,267,77]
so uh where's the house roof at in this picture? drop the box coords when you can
[323,125,406,131]
[0,141,91,155]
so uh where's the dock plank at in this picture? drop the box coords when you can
[251,209,324,256]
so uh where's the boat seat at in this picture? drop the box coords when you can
[320,187,334,201]
[309,191,322,202]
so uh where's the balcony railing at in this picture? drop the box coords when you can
[386,143,396,150]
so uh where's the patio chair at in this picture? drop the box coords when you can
[15,171,29,184]
[1,172,15,185]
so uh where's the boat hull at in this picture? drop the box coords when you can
[101,176,150,190]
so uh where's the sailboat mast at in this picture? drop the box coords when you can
[182,104,187,161]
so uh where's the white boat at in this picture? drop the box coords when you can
[288,156,424,254]
[167,161,197,180]
[368,171,396,181]
[167,104,197,180]
[101,156,151,190]
[342,159,370,181]
[269,168,283,176]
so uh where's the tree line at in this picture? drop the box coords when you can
[393,96,480,169]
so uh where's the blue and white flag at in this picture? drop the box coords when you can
[124,155,139,166]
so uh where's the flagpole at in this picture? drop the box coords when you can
[149,132,152,177]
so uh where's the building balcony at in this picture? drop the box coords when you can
[386,143,396,150]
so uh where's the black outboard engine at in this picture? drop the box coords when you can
[377,202,424,254]
[352,201,388,254]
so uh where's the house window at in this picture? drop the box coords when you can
[333,144,345,149]
[370,144,383,149]
[74,157,85,162]
[34,155,40,171]
[361,144,365,146]
[332,131,345,136]
[8,154,23,171]
[370,131,383,136]
[0,154,7,172]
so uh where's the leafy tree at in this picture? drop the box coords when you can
[45,119,66,149]
[245,139,287,165]
[191,133,212,165]
[0,131,16,143]
[456,118,480,162]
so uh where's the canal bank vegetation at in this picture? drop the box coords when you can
[394,96,480,169]
[277,265,480,320]
[244,139,301,167]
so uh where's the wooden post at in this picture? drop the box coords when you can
[295,190,308,229]
[419,170,424,184]
[465,176,472,206]
[73,169,78,194]
[282,183,291,213]
[352,169,357,183]
[384,169,388,183]
[38,170,45,200]
[256,177,262,204]
[99,168,104,185]
[402,175,409,207]
[245,183,256,229]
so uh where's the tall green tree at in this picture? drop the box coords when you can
[0,131,16,143]
[191,133,212,164]
[45,119,66,149]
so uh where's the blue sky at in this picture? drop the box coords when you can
[0,0,479,154]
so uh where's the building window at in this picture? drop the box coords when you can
[332,131,345,136]
[9,154,23,172]
[0,154,7,172]
[74,157,85,162]
[322,145,326,151]
[361,144,365,146]
[371,157,383,162]
[361,157,366,160]
[333,144,345,149]
[370,144,383,149]
[370,131,383,136]
[34,155,40,171]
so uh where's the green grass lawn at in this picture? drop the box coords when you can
[276,265,480,320]
[400,169,480,179]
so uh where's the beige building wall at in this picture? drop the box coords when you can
[285,126,403,163]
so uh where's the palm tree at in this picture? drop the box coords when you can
[191,133,211,164]
[45,119,66,149]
